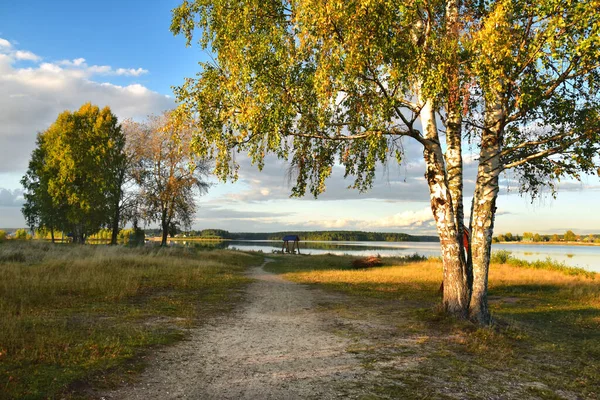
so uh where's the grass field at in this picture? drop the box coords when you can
[266,254,600,399]
[0,241,262,400]
[2,242,598,399]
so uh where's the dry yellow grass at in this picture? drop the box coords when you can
[283,259,598,304]
[286,261,442,293]
[266,255,600,398]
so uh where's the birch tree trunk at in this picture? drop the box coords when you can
[444,0,464,238]
[469,99,504,324]
[443,0,470,292]
[445,110,472,293]
[421,100,469,317]
[445,115,463,233]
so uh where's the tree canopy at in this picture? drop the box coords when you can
[124,112,211,246]
[22,103,126,243]
[171,0,600,323]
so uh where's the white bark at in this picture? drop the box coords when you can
[444,0,464,237]
[420,99,469,316]
[469,99,504,324]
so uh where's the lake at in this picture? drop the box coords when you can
[174,240,600,273]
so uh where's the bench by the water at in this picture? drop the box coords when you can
[282,235,300,254]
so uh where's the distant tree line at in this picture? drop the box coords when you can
[21,103,209,246]
[494,231,600,244]
[150,229,440,242]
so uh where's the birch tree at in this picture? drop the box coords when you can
[126,112,211,246]
[170,0,600,323]
[466,0,600,323]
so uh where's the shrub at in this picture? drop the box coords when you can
[14,229,32,240]
[491,250,512,264]
[118,228,146,246]
[0,230,6,241]
[402,252,428,262]
[352,256,384,269]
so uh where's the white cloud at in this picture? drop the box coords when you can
[309,218,355,229]
[0,42,174,174]
[123,83,150,95]
[14,50,40,62]
[54,58,148,77]
[58,58,86,67]
[39,62,62,73]
[301,207,434,231]
[369,207,433,228]
[88,65,112,74]
[115,67,148,76]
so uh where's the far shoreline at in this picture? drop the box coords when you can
[496,241,600,247]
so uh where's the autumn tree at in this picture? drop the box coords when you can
[125,112,210,246]
[23,103,126,244]
[171,0,600,323]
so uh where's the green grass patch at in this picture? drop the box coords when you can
[0,241,261,399]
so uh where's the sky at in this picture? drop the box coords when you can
[1,1,599,235]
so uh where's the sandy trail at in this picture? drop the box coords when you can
[101,258,368,399]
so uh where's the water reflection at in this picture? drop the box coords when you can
[168,240,440,260]
[166,239,600,273]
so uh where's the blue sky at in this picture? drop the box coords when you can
[0,1,599,235]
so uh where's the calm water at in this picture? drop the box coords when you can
[175,240,600,273]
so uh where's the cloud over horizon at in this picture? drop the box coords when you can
[0,38,173,174]
[0,188,23,208]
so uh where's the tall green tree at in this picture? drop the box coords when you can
[21,134,67,242]
[30,103,126,244]
[171,0,600,323]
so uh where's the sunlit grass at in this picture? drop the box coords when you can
[267,254,600,398]
[270,253,598,303]
[0,241,261,400]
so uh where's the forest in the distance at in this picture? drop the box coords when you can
[144,229,440,242]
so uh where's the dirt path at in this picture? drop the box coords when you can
[100,259,371,399]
